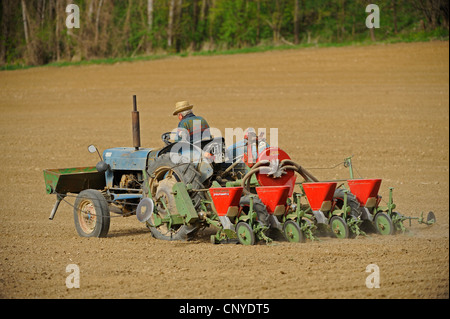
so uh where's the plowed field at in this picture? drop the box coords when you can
[0,41,448,299]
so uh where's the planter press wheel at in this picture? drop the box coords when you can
[427,211,436,224]
[330,216,349,239]
[391,212,405,234]
[236,222,255,245]
[283,220,305,243]
[374,212,394,235]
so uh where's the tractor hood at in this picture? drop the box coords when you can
[103,147,153,171]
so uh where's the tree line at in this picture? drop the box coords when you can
[1,0,448,66]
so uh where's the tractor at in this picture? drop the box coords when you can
[43,96,435,244]
[43,96,269,243]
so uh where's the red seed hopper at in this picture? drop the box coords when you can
[256,185,291,216]
[209,187,244,217]
[302,182,337,212]
[347,178,382,208]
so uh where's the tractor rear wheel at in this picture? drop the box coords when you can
[148,176,195,241]
[239,196,270,227]
[146,154,205,241]
[333,188,361,218]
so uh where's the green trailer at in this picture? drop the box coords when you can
[43,167,106,220]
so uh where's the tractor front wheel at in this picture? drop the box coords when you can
[73,189,110,237]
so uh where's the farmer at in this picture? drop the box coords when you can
[172,100,211,143]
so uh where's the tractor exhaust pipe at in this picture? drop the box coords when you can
[132,95,141,150]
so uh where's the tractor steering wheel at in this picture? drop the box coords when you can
[161,132,173,146]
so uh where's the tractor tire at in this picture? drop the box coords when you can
[333,188,361,218]
[73,189,110,238]
[147,153,205,207]
[239,195,270,227]
[146,153,205,241]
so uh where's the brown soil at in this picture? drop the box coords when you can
[0,41,448,299]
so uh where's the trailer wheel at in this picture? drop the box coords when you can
[73,189,110,238]
[374,212,394,235]
[330,216,349,239]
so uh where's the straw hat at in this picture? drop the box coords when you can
[173,101,194,115]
